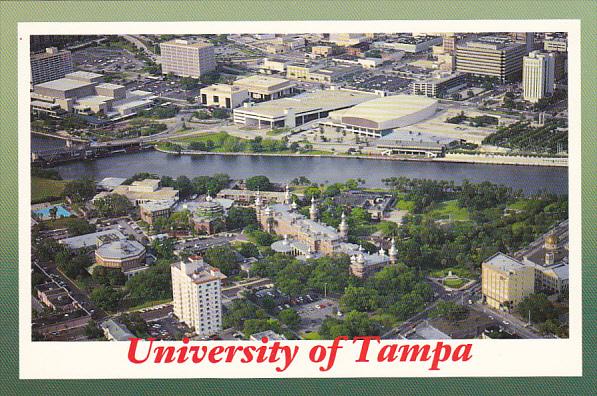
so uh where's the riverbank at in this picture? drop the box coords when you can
[154,147,568,168]
[32,131,87,143]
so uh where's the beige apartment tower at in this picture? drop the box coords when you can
[171,256,226,336]
[160,39,216,78]
[30,47,74,85]
[482,253,535,311]
[522,51,555,103]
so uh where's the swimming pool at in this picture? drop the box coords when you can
[33,205,73,220]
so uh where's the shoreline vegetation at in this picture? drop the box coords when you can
[154,146,568,168]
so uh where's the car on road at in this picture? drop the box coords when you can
[503,320,510,325]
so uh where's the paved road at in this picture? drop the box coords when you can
[468,303,543,339]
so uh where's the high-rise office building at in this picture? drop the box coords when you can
[170,256,226,336]
[159,39,216,78]
[30,47,74,85]
[456,37,527,82]
[442,34,457,54]
[523,50,555,103]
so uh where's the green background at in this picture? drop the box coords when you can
[1,1,595,394]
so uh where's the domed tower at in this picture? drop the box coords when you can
[205,191,213,202]
[339,211,349,240]
[284,184,291,205]
[309,196,319,221]
[544,233,558,250]
[291,197,298,211]
[388,237,397,264]
[378,246,386,256]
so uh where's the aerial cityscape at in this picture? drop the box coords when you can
[29,31,569,343]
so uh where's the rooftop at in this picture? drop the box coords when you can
[101,319,135,341]
[161,39,212,49]
[250,330,287,341]
[96,239,146,260]
[233,75,294,89]
[59,230,126,250]
[96,82,125,90]
[331,94,438,124]
[201,83,247,94]
[65,71,104,81]
[483,252,528,272]
[235,89,377,119]
[34,77,94,92]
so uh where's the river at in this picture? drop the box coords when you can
[33,136,568,195]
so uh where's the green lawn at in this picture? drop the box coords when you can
[31,177,69,204]
[174,131,226,144]
[302,331,322,340]
[508,199,532,211]
[430,267,474,279]
[395,199,415,211]
[429,200,470,222]
[443,278,467,289]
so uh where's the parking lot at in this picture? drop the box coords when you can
[294,299,339,333]
[72,46,144,74]
[146,315,192,340]
[127,78,202,102]
[342,72,412,93]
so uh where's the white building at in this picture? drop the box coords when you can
[523,51,555,103]
[171,256,227,336]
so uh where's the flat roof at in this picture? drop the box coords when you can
[60,230,126,249]
[201,83,247,94]
[332,95,438,124]
[233,75,293,89]
[96,82,125,90]
[484,252,528,272]
[235,89,377,119]
[380,130,457,145]
[75,95,113,105]
[65,71,104,80]
[34,78,94,92]
[161,39,212,49]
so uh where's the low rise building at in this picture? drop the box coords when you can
[517,220,569,295]
[233,75,297,102]
[233,88,379,129]
[59,229,126,251]
[216,189,297,206]
[32,309,91,336]
[101,319,135,341]
[95,239,147,277]
[200,84,250,109]
[333,191,395,220]
[319,94,439,138]
[372,35,443,53]
[31,72,156,118]
[260,58,290,74]
[139,199,176,225]
[110,179,179,206]
[286,63,361,83]
[481,252,535,311]
[250,330,287,341]
[411,72,467,98]
[171,256,227,336]
[36,282,77,311]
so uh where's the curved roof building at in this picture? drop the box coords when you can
[326,95,438,137]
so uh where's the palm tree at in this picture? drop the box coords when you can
[49,206,58,221]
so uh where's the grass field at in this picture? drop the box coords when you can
[429,200,470,222]
[443,278,467,289]
[395,199,416,212]
[302,331,322,340]
[31,177,69,204]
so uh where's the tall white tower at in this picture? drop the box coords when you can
[523,50,555,103]
[309,196,319,221]
[339,211,349,240]
[254,189,263,222]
